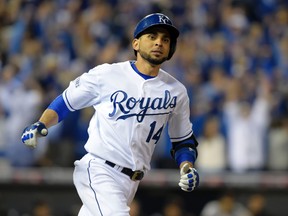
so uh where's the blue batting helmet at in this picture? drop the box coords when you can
[133,13,180,60]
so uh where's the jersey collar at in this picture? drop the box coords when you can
[130,61,155,80]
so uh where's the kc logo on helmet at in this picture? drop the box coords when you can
[158,15,170,24]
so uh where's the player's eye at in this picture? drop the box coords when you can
[163,37,170,43]
[147,34,156,40]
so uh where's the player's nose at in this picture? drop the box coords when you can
[153,35,165,46]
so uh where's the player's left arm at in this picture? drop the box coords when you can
[168,85,200,192]
[171,134,200,192]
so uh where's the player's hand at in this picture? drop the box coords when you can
[179,163,199,192]
[21,121,48,148]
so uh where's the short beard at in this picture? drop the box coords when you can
[138,50,167,65]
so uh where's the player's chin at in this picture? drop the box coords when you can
[151,51,166,58]
[150,58,166,65]
[149,55,168,65]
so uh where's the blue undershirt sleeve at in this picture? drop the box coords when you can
[172,134,198,167]
[48,95,71,122]
[174,147,197,167]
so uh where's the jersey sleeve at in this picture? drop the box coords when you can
[63,68,101,111]
[168,87,193,142]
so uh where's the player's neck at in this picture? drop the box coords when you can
[134,59,160,77]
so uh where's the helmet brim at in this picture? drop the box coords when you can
[134,23,179,40]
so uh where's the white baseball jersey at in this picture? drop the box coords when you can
[63,61,193,171]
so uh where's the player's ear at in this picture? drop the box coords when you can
[132,38,139,52]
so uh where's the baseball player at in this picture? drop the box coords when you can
[21,13,200,215]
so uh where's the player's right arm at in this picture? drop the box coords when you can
[21,94,70,148]
[38,109,59,128]
[21,66,101,148]
[22,64,103,149]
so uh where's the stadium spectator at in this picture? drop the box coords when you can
[196,115,227,172]
[31,200,53,216]
[267,117,288,170]
[151,195,194,216]
[200,190,252,216]
[130,198,147,216]
[0,62,48,167]
[246,193,271,216]
[223,75,272,172]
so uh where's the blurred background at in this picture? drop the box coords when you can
[0,0,288,215]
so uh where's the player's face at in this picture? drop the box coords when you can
[133,27,171,65]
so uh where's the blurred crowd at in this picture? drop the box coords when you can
[131,190,272,216]
[0,0,288,172]
[0,190,273,216]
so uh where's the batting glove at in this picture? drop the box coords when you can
[179,163,200,192]
[21,121,48,148]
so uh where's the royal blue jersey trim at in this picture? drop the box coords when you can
[170,130,193,141]
[64,90,76,111]
[130,61,155,80]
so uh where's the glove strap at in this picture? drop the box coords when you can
[35,121,48,136]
